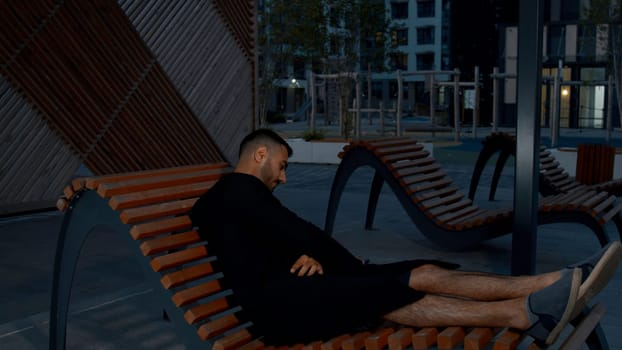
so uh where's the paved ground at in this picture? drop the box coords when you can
[1,125,622,349]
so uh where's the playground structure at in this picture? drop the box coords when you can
[307,68,482,141]
[301,65,618,144]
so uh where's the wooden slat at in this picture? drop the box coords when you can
[437,327,465,350]
[412,186,460,203]
[540,160,559,171]
[382,150,431,164]
[320,334,351,350]
[140,230,201,256]
[373,143,424,157]
[130,215,193,240]
[363,137,414,148]
[492,330,521,350]
[302,341,323,350]
[212,328,254,350]
[120,197,197,224]
[150,245,208,272]
[437,205,480,225]
[559,182,584,192]
[237,339,266,350]
[551,177,576,188]
[420,192,464,210]
[386,152,433,171]
[184,297,230,324]
[541,167,563,177]
[401,171,448,187]
[590,194,617,217]
[412,328,438,350]
[408,178,453,195]
[464,328,494,350]
[388,327,414,349]
[446,208,489,226]
[71,178,87,192]
[63,185,75,200]
[161,261,215,289]
[97,166,231,197]
[427,199,472,217]
[548,172,570,183]
[599,203,622,223]
[109,180,215,210]
[364,328,394,350]
[581,192,609,210]
[197,314,242,341]
[453,208,511,230]
[85,163,228,189]
[342,331,371,350]
[172,279,222,307]
[394,163,441,179]
[567,190,598,209]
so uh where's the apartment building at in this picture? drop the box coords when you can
[497,0,620,128]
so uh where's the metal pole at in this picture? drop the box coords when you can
[492,67,499,132]
[368,63,372,125]
[310,71,316,132]
[430,74,436,125]
[397,70,403,136]
[550,59,562,147]
[453,69,461,142]
[356,76,362,139]
[512,0,544,276]
[379,101,385,135]
[473,66,480,139]
[607,75,613,143]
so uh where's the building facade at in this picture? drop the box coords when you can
[497,0,620,128]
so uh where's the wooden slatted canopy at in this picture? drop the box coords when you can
[0,0,256,215]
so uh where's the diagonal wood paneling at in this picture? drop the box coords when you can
[0,0,226,176]
[119,0,257,162]
[0,0,256,215]
[212,0,256,61]
[0,77,82,215]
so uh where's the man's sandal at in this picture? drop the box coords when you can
[525,267,581,345]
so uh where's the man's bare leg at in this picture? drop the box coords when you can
[390,268,582,345]
[408,264,560,301]
[383,294,529,329]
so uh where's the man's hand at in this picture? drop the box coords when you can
[290,254,324,276]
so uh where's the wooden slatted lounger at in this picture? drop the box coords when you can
[468,132,622,200]
[51,161,609,350]
[324,137,622,250]
[467,132,622,241]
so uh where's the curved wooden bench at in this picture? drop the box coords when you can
[467,133,622,242]
[324,137,622,251]
[51,162,609,350]
[468,132,622,200]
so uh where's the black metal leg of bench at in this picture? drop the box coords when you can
[468,144,498,200]
[489,149,512,201]
[325,156,357,235]
[49,190,128,350]
[365,171,384,230]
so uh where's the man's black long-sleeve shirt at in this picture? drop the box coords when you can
[190,172,458,345]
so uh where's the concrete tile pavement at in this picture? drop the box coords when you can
[1,130,622,349]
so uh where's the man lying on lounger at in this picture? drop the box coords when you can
[190,128,622,346]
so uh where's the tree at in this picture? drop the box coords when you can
[257,0,396,136]
[585,0,622,129]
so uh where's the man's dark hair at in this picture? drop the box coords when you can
[239,128,293,157]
